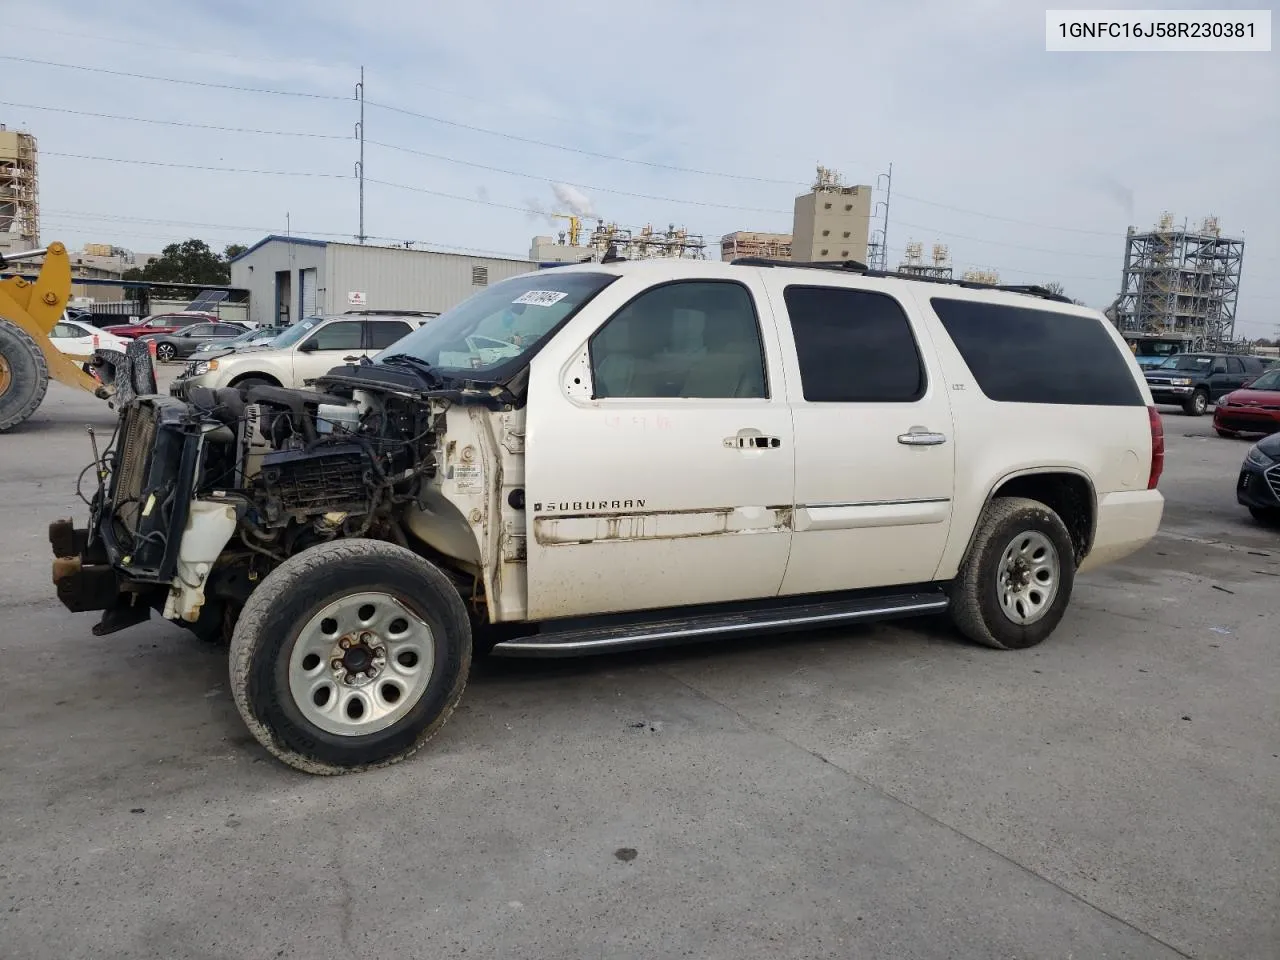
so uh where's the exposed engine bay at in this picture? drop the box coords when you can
[52,345,519,643]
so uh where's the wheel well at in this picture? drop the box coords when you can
[228,371,282,388]
[990,472,1095,563]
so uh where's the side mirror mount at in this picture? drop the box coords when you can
[297,340,317,353]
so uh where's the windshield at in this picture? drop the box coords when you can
[1156,354,1215,371]
[270,317,324,349]
[374,271,618,376]
[1246,369,1280,391]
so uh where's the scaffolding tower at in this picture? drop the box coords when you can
[0,126,39,255]
[896,241,953,279]
[588,220,707,260]
[1110,213,1244,347]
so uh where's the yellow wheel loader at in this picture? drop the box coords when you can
[0,242,122,432]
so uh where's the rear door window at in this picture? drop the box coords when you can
[929,298,1143,406]
[781,286,925,402]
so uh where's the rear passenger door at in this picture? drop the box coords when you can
[763,279,956,594]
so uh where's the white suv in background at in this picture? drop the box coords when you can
[171,313,430,396]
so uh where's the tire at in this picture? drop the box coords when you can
[1248,506,1280,526]
[1215,428,1238,438]
[155,342,176,362]
[0,322,50,433]
[949,496,1076,650]
[1183,389,1209,416]
[229,540,472,774]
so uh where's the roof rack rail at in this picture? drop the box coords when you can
[731,257,1074,304]
[732,257,868,272]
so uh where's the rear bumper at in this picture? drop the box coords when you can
[1078,489,1165,573]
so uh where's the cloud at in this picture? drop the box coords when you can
[13,0,1277,336]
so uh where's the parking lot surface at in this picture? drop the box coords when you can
[2,380,1277,960]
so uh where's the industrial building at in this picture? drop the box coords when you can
[1110,214,1244,347]
[720,231,793,262]
[0,125,39,257]
[229,236,537,327]
[719,166,872,265]
[792,167,872,264]
[897,242,953,279]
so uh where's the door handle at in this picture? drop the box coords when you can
[897,429,947,446]
[724,431,782,449]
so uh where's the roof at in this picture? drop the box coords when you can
[228,235,328,264]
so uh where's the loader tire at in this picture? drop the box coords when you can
[0,322,50,433]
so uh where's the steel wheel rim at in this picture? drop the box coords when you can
[0,354,11,398]
[997,530,1060,625]
[287,591,435,737]
[1194,393,1207,413]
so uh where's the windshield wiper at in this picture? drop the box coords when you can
[380,353,448,385]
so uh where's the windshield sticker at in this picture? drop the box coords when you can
[512,290,568,307]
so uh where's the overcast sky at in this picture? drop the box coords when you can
[7,0,1277,336]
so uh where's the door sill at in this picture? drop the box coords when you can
[490,587,949,658]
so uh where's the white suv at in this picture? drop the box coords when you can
[171,313,429,396]
[54,258,1165,774]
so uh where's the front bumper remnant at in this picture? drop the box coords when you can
[49,519,152,636]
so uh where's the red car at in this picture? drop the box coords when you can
[103,312,220,339]
[1214,366,1280,437]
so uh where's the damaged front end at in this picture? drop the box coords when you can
[50,344,443,642]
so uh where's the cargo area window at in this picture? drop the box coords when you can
[782,286,925,402]
[930,297,1144,406]
[589,280,768,399]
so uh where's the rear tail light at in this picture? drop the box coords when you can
[1147,405,1165,489]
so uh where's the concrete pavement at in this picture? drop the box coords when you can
[1,384,1276,959]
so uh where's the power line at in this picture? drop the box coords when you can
[0,55,349,100]
[892,193,1125,238]
[42,150,350,178]
[363,99,806,187]
[365,140,792,215]
[0,100,350,140]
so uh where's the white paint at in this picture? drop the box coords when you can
[163,499,239,622]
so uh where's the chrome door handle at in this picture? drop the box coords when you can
[897,430,947,446]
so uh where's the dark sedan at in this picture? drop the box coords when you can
[1235,431,1280,525]
[142,322,248,361]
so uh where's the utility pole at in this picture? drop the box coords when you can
[873,162,893,271]
[354,66,366,244]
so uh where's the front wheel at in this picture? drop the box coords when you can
[1183,389,1209,416]
[229,540,472,774]
[949,496,1076,650]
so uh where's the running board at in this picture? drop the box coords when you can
[490,589,949,658]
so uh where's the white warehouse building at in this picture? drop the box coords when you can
[229,236,538,327]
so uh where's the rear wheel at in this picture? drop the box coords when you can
[1183,389,1209,416]
[0,322,50,432]
[949,496,1076,650]
[229,540,472,774]
[155,342,176,362]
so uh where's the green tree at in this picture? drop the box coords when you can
[122,238,235,286]
[223,243,248,261]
